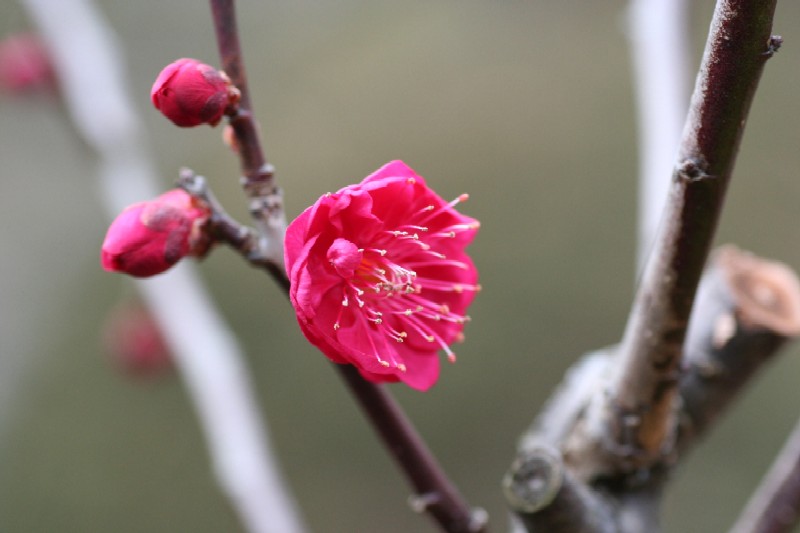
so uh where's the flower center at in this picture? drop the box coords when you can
[325,196,480,373]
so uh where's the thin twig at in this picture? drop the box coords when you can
[206,3,486,530]
[21,1,306,532]
[209,0,285,269]
[178,168,290,293]
[605,0,780,471]
[179,168,487,532]
[339,365,488,533]
[728,418,800,533]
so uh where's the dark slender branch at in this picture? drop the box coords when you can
[178,168,290,293]
[210,0,272,190]
[209,0,251,111]
[600,0,779,471]
[194,8,488,518]
[181,167,486,532]
[209,0,284,266]
[728,419,800,533]
[678,246,800,453]
[338,365,488,533]
[209,2,271,195]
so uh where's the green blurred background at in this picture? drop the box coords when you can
[1,1,799,531]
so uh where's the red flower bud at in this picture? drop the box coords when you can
[101,189,211,277]
[150,58,238,127]
[0,33,54,94]
[103,303,172,378]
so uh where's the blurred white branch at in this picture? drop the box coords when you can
[21,0,305,531]
[627,0,691,271]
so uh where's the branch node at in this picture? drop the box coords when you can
[407,492,441,513]
[763,35,783,57]
[676,157,712,182]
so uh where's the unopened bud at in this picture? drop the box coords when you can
[101,189,211,277]
[0,33,54,94]
[103,303,172,377]
[150,58,239,127]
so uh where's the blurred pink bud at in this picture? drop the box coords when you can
[103,303,172,377]
[101,189,211,278]
[0,33,54,94]
[150,58,239,127]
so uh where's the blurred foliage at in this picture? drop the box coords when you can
[1,1,799,532]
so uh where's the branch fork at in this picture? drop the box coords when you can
[507,1,797,531]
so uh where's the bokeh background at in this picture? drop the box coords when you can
[1,1,799,532]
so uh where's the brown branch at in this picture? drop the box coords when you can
[186,7,489,518]
[209,0,284,269]
[594,0,779,474]
[728,418,800,533]
[512,247,800,532]
[182,165,486,532]
[676,246,800,533]
[338,365,488,533]
[509,1,786,530]
[209,0,264,177]
[678,246,800,452]
[178,168,290,293]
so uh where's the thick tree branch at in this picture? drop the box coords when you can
[510,246,800,532]
[504,445,616,533]
[509,1,786,529]
[601,0,779,473]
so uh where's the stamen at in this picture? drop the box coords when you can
[413,205,435,218]
[401,312,459,362]
[414,277,480,293]
[415,194,470,226]
[404,259,469,270]
[396,225,428,233]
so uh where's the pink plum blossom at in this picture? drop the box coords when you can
[285,161,480,390]
[101,189,211,278]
